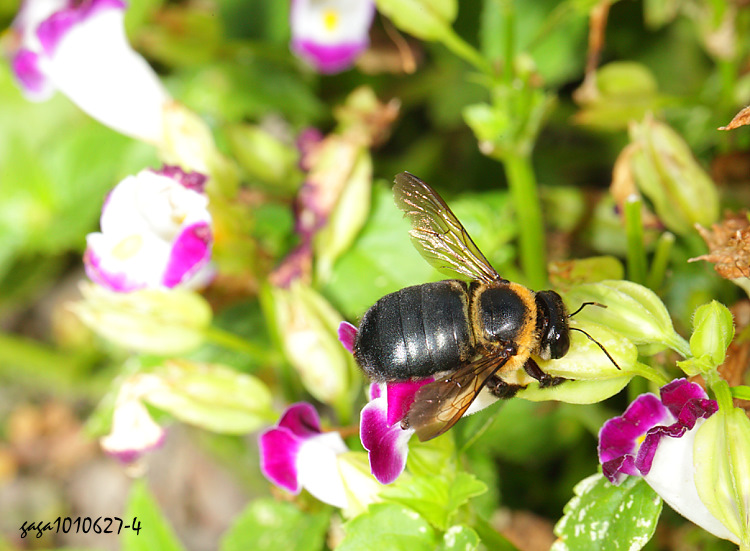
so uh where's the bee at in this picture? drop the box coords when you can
[352,172,617,442]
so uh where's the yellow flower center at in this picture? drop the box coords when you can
[323,9,339,32]
[112,235,143,260]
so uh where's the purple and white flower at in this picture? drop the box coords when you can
[7,0,170,144]
[598,379,739,544]
[259,402,350,508]
[84,166,213,293]
[100,375,166,463]
[290,0,375,74]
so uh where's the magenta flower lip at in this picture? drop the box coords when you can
[258,403,349,507]
[598,378,718,484]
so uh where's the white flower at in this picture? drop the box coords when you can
[290,0,375,74]
[84,166,213,292]
[7,0,170,144]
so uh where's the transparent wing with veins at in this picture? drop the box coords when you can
[404,350,513,441]
[393,172,503,284]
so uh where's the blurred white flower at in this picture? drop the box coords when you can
[290,0,375,74]
[84,166,213,292]
[7,0,170,144]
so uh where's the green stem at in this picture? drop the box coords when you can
[503,152,546,289]
[707,374,735,412]
[666,333,692,359]
[0,332,89,388]
[645,232,675,291]
[500,0,515,85]
[204,326,277,365]
[440,27,495,78]
[624,196,647,285]
[629,362,670,386]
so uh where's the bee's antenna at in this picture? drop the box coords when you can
[569,327,621,370]
[569,301,607,318]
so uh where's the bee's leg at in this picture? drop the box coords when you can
[523,358,566,388]
[486,375,524,399]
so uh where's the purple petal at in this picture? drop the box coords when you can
[635,395,717,477]
[269,242,312,289]
[278,402,322,439]
[11,49,51,99]
[660,378,707,414]
[360,398,413,484]
[598,393,671,483]
[369,382,384,400]
[338,321,357,354]
[161,222,212,288]
[258,427,302,493]
[386,379,433,426]
[36,0,126,55]
[291,39,368,74]
[152,165,208,194]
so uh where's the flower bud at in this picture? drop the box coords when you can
[72,282,211,355]
[574,62,659,131]
[269,282,353,406]
[138,360,274,434]
[626,116,719,235]
[564,280,690,356]
[677,301,734,377]
[694,406,750,547]
[314,148,372,282]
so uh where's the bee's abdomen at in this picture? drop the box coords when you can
[354,280,473,381]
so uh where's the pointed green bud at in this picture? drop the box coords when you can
[628,116,719,235]
[270,282,353,406]
[677,301,735,376]
[574,62,659,131]
[315,149,372,283]
[564,280,690,357]
[374,0,457,41]
[72,282,211,355]
[694,406,750,547]
[225,124,302,190]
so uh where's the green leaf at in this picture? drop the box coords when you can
[552,474,662,551]
[220,498,330,551]
[383,472,487,530]
[337,503,437,551]
[564,280,690,357]
[143,361,274,433]
[374,0,457,41]
[123,479,186,551]
[437,525,480,551]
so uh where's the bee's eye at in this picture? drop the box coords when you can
[535,291,570,360]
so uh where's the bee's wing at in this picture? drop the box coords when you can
[404,349,513,441]
[394,172,503,284]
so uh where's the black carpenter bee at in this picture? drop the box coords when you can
[352,172,617,442]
